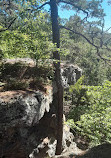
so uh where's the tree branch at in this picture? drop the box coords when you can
[60,25,111,62]
[0,17,16,32]
[105,27,111,32]
[37,1,50,10]
[58,0,88,17]
[29,1,50,13]
[60,25,98,48]
[0,1,50,32]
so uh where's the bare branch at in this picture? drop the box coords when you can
[58,0,88,17]
[60,25,98,48]
[29,1,50,13]
[60,25,111,62]
[105,27,111,32]
[0,17,16,32]
[37,1,50,9]
[99,18,105,47]
[21,2,50,14]
[96,47,109,62]
[104,37,111,46]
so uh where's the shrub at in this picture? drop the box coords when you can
[67,79,111,147]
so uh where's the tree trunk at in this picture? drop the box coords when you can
[50,0,64,155]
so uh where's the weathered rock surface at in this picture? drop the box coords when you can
[61,64,82,116]
[0,89,52,126]
[0,88,54,158]
[0,88,84,158]
[0,59,83,158]
[0,87,80,158]
[29,122,79,158]
[61,64,82,88]
[54,143,111,158]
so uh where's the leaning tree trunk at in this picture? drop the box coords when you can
[50,0,64,155]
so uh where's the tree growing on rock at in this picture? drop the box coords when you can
[1,0,110,155]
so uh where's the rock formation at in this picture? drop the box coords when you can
[0,88,53,158]
[0,59,83,158]
[1,59,110,158]
[0,88,81,158]
[61,64,82,88]
[53,143,111,158]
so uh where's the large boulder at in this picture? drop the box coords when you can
[0,88,53,158]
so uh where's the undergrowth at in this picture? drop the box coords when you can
[67,76,111,147]
[0,61,53,92]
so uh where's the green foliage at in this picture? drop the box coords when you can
[67,80,111,146]
[0,0,111,151]
[80,49,108,85]
[106,67,111,81]
[0,31,30,58]
[69,75,85,93]
[0,11,52,62]
[0,0,52,62]
[69,76,90,106]
[0,1,110,86]
[69,76,90,121]
[61,31,110,85]
[60,12,111,85]
[0,49,4,60]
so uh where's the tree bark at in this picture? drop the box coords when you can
[50,0,64,155]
